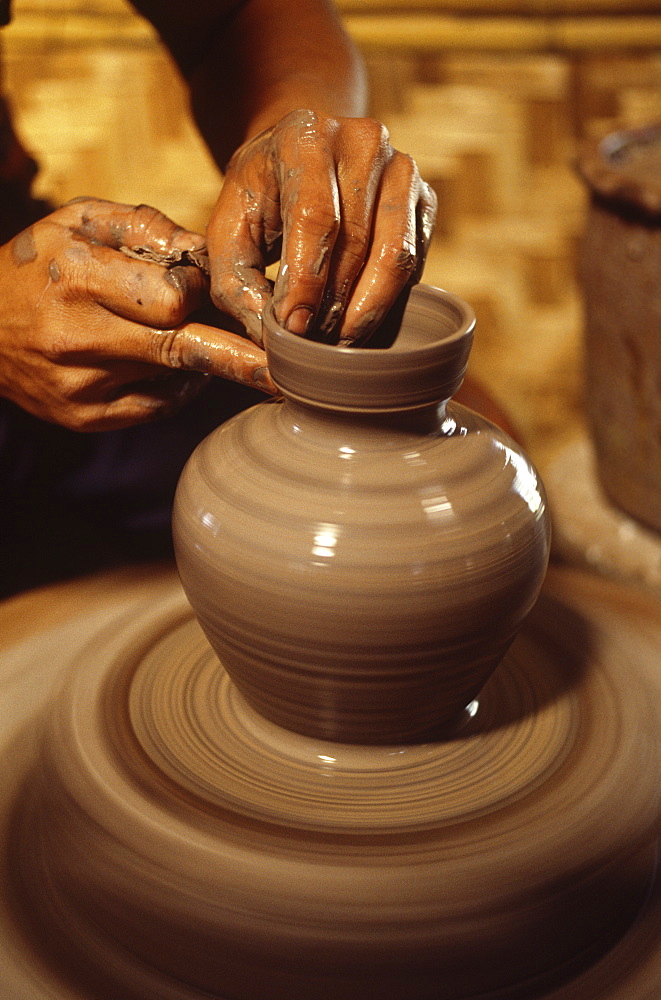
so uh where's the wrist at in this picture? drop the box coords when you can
[241,69,366,144]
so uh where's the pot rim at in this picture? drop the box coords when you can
[263,284,476,412]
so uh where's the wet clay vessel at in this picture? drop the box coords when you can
[173,285,551,743]
[3,287,661,1000]
[578,123,661,534]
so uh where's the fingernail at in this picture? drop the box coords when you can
[285,306,315,335]
[173,231,207,251]
[164,265,190,293]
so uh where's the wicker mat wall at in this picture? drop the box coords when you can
[2,0,660,462]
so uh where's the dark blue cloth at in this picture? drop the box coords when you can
[0,381,261,597]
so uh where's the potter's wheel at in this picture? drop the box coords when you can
[1,564,660,999]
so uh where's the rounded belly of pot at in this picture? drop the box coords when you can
[173,401,550,743]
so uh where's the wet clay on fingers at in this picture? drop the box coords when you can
[0,200,276,431]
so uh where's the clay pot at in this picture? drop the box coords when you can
[173,285,551,744]
[7,291,660,1000]
[577,124,661,534]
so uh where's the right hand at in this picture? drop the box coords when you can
[0,198,276,432]
[207,110,436,347]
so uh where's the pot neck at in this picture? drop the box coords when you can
[280,395,451,435]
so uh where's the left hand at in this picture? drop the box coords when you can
[206,109,437,347]
[0,198,276,432]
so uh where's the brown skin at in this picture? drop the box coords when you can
[0,0,435,429]
[0,199,275,431]
[137,0,436,343]
[208,110,436,346]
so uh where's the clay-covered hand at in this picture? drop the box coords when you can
[206,110,437,346]
[0,198,276,431]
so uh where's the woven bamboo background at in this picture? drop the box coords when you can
[2,0,660,464]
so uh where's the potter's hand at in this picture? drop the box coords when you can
[0,199,276,432]
[207,110,437,346]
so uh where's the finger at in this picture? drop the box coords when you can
[149,321,277,395]
[336,154,436,346]
[52,239,209,328]
[270,113,343,335]
[12,353,210,432]
[71,312,277,395]
[103,369,209,416]
[313,120,392,341]
[47,326,275,433]
[61,358,205,395]
[50,372,210,432]
[207,150,282,346]
[414,179,437,281]
[58,197,207,258]
[82,367,209,413]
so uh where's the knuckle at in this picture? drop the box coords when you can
[48,255,84,300]
[164,263,205,303]
[133,203,164,225]
[392,150,419,184]
[338,229,369,269]
[291,201,340,240]
[340,118,392,167]
[153,328,185,369]
[381,240,418,279]
[152,328,212,373]
[362,117,391,152]
[55,381,103,430]
[284,108,320,133]
[131,203,173,243]
[63,408,95,432]
[41,328,77,363]
[76,402,151,432]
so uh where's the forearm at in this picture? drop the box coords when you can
[134,0,367,169]
[131,1,434,350]
[221,0,366,131]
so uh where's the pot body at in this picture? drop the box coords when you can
[173,286,550,743]
[578,124,661,533]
